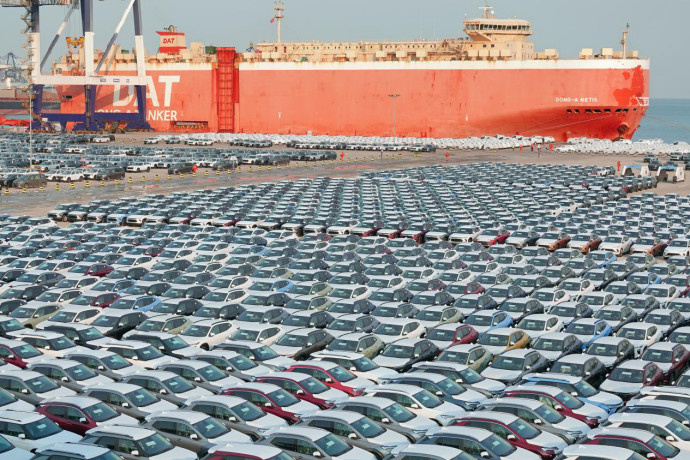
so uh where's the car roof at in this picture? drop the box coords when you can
[35,442,112,458]
[267,426,329,440]
[40,395,101,408]
[0,409,45,423]
[430,426,492,441]
[303,409,363,424]
[562,444,645,459]
[86,423,156,440]
[589,426,653,442]
[145,409,208,423]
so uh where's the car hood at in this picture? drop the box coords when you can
[176,386,214,401]
[288,399,320,418]
[532,431,568,453]
[170,346,201,359]
[100,412,139,427]
[2,398,35,412]
[423,402,466,423]
[208,375,243,390]
[150,446,198,460]
[572,402,609,420]
[469,378,506,395]
[537,350,563,361]
[428,339,453,350]
[31,430,82,448]
[480,367,523,384]
[135,355,177,369]
[552,415,591,436]
[481,344,508,356]
[39,386,77,398]
[263,356,295,371]
[581,391,623,411]
[270,344,303,358]
[505,449,541,460]
[352,366,398,384]
[79,374,114,386]
[599,379,643,395]
[372,356,410,370]
[209,428,253,444]
[246,411,288,430]
[318,387,350,404]
[138,398,178,414]
[337,445,377,460]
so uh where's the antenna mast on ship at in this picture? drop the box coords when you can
[621,23,630,59]
[480,2,495,19]
[274,0,285,44]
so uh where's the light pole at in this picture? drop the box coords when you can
[388,93,400,139]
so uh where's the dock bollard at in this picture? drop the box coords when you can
[21,187,27,194]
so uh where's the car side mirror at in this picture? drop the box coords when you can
[507,434,517,441]
[325,378,333,383]
[313,452,322,458]
[122,402,130,408]
[571,391,578,396]
[158,346,165,351]
[21,388,29,394]
[647,454,658,460]
[410,403,420,409]
[97,365,105,371]
[585,371,591,376]
[480,452,490,459]
[190,433,199,440]
[350,366,357,372]
[228,415,237,422]
[194,377,202,383]
[619,351,625,357]
[79,417,88,424]
[296,389,304,395]
[469,359,475,364]
[646,377,652,383]
[555,405,564,411]
[435,391,444,397]
[533,418,542,425]
[666,435,676,442]
[61,376,69,382]
[348,433,358,440]
[160,389,168,395]
[17,433,26,439]
[380,417,390,424]
[264,402,273,408]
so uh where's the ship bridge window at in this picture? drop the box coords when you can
[585,109,593,114]
[604,109,611,113]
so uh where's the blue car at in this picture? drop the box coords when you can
[520,373,623,414]
[464,310,513,338]
[586,250,617,268]
[107,295,161,312]
[564,318,613,351]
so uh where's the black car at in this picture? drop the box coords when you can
[550,355,608,387]
[373,338,439,372]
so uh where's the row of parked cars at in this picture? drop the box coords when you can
[149,133,557,152]
[0,163,685,460]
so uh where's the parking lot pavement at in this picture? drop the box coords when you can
[1,146,688,217]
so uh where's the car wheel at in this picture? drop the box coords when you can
[62,215,68,222]
[200,343,209,351]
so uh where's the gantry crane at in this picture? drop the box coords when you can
[1,0,151,132]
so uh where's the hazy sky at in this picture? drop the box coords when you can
[0,0,686,99]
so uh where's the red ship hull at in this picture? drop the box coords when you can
[56,59,649,140]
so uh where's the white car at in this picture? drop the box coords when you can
[0,410,80,452]
[516,314,564,339]
[616,322,663,357]
[598,235,633,256]
[373,318,426,343]
[178,319,235,350]
[665,239,690,258]
[366,384,465,426]
[558,278,595,300]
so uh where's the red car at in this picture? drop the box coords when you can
[641,343,690,384]
[256,372,345,409]
[222,382,318,424]
[453,414,559,460]
[85,263,114,278]
[286,361,366,396]
[143,246,164,257]
[476,228,511,247]
[451,324,478,345]
[502,387,600,428]
[37,398,123,435]
[0,339,43,368]
[72,292,121,308]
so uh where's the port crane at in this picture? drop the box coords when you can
[0,0,151,132]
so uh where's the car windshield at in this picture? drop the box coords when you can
[301,376,329,394]
[198,365,226,382]
[23,417,62,439]
[479,333,510,347]
[83,402,119,422]
[666,420,690,441]
[466,315,493,327]
[532,337,565,351]
[553,390,584,409]
[92,315,119,327]
[375,324,402,335]
[491,356,524,371]
[137,433,173,457]
[163,376,195,393]
[534,404,565,423]
[566,323,595,335]
[26,376,60,393]
[65,364,98,381]
[532,291,556,302]
[641,349,672,363]
[232,401,264,421]
[328,319,355,331]
[518,319,546,331]
[550,362,584,376]
[126,388,158,407]
[405,390,442,409]
[619,328,647,340]
[267,389,300,407]
[646,435,680,458]
[315,433,351,457]
[587,343,619,356]
[438,349,469,364]
[327,365,356,382]
[351,415,385,437]
[381,345,412,358]
[193,417,228,439]
[433,377,465,396]
[428,328,456,342]
[182,325,210,337]
[609,367,643,383]
[350,356,378,372]
[508,419,540,439]
[275,334,307,347]
[482,433,516,456]
[137,319,165,332]
[102,354,131,370]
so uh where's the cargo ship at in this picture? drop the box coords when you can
[53,5,650,140]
